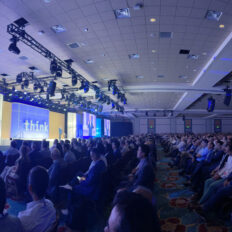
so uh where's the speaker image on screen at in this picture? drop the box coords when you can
[83,112,96,137]
[104,119,111,136]
[224,89,231,106]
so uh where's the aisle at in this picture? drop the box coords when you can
[155,145,231,232]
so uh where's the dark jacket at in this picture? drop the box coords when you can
[73,159,106,201]
[133,158,155,191]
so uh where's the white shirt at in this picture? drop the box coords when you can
[218,155,232,178]
[18,198,56,232]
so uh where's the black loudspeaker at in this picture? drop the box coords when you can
[207,97,215,112]
[224,89,231,106]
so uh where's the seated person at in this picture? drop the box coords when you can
[18,166,56,232]
[0,177,24,232]
[198,144,232,205]
[128,144,155,192]
[28,142,41,168]
[48,148,67,201]
[63,143,76,164]
[70,148,106,201]
[4,140,19,167]
[39,140,52,169]
[104,191,158,232]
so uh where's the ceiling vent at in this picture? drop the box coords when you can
[85,59,94,64]
[129,54,140,59]
[188,54,199,60]
[136,75,144,79]
[19,56,28,60]
[179,49,190,54]
[51,25,66,33]
[67,42,80,49]
[157,75,164,78]
[205,10,222,21]
[159,32,173,38]
[114,8,130,19]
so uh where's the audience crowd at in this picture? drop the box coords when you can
[0,135,159,232]
[161,133,232,221]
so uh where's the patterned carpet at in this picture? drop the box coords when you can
[155,146,232,232]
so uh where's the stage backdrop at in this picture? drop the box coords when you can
[11,103,49,139]
[49,111,65,139]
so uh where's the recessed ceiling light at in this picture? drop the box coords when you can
[193,69,197,72]
[188,54,199,60]
[133,3,143,10]
[83,28,88,32]
[85,59,94,64]
[38,30,45,35]
[67,42,80,49]
[205,10,222,21]
[51,25,66,33]
[152,50,156,53]
[219,24,225,28]
[19,56,28,60]
[114,8,130,19]
[150,18,156,22]
[202,52,207,55]
[150,33,155,37]
[136,75,144,79]
[101,54,106,57]
[129,54,140,59]
[44,0,52,3]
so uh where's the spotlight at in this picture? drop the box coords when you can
[224,88,231,106]
[33,83,39,91]
[12,86,15,92]
[112,102,115,109]
[47,80,56,96]
[84,84,89,93]
[21,84,24,90]
[72,74,77,86]
[50,60,57,74]
[46,93,50,100]
[16,73,23,83]
[24,79,29,88]
[123,98,127,104]
[112,85,118,95]
[39,86,45,93]
[56,65,62,77]
[79,80,85,90]
[106,97,111,105]
[8,36,20,55]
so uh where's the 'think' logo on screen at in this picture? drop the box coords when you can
[24,120,48,132]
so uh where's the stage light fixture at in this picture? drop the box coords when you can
[112,102,115,109]
[39,86,44,93]
[33,83,39,91]
[24,79,29,88]
[48,80,56,96]
[8,36,20,55]
[84,84,89,93]
[50,60,57,74]
[224,88,231,106]
[56,65,62,77]
[72,74,77,86]
[21,84,24,90]
[16,73,23,83]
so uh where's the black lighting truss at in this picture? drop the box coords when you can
[7,22,124,113]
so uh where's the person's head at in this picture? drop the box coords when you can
[207,142,214,150]
[112,140,120,151]
[0,177,6,214]
[20,145,29,159]
[137,144,150,159]
[28,166,49,200]
[105,191,156,232]
[41,140,49,150]
[201,139,208,148]
[215,140,223,150]
[90,148,101,161]
[53,139,58,146]
[11,140,17,149]
[51,148,61,160]
[63,143,70,153]
[225,144,232,154]
[31,141,39,151]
